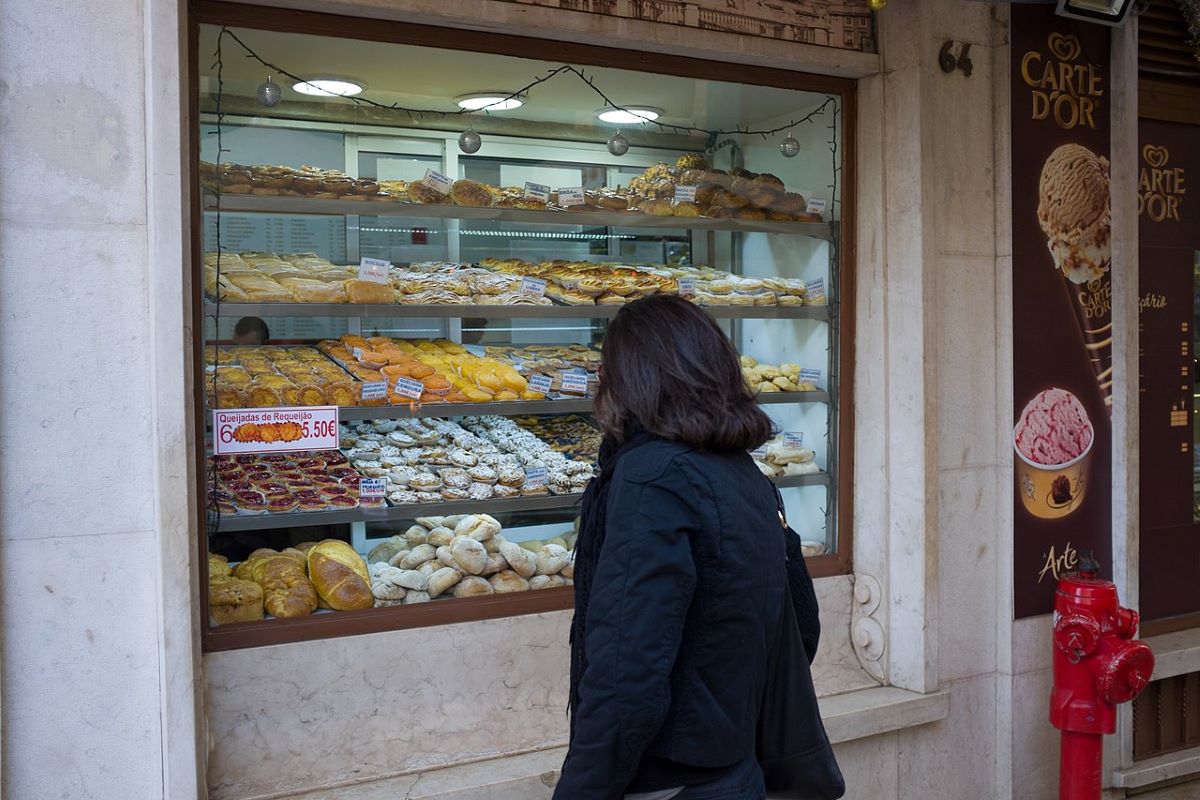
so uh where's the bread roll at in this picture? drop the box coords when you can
[483,533,505,554]
[498,540,537,579]
[453,576,495,598]
[535,544,570,575]
[455,514,501,542]
[395,569,428,591]
[387,549,411,568]
[490,569,531,593]
[427,526,456,547]
[560,555,575,579]
[449,536,488,575]
[405,524,429,546]
[404,590,431,604]
[367,535,407,565]
[415,516,445,530]
[417,560,441,579]
[483,552,508,576]
[427,566,463,598]
[399,544,437,570]
[307,540,373,611]
[529,574,568,591]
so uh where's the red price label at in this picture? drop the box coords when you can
[212,406,340,455]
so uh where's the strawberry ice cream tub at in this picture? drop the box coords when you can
[1014,387,1094,519]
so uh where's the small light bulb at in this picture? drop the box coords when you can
[780,134,801,158]
[607,131,629,157]
[869,0,887,10]
[458,129,482,154]
[256,76,282,107]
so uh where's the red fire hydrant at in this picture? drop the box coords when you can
[1050,556,1154,800]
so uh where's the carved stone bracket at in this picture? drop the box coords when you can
[850,573,887,684]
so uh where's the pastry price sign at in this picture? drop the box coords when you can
[674,185,697,203]
[360,381,388,401]
[524,182,551,203]
[561,371,590,395]
[677,278,697,297]
[524,466,548,488]
[805,197,827,215]
[358,257,391,284]
[422,169,454,195]
[394,377,425,400]
[557,187,585,207]
[528,374,554,394]
[359,478,387,498]
[521,277,547,298]
[214,407,339,455]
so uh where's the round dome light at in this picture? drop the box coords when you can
[292,78,364,98]
[455,92,525,111]
[596,106,662,125]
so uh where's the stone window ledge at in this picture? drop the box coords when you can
[278,686,950,800]
[1142,628,1200,682]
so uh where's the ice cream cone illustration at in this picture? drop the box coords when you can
[1037,143,1113,411]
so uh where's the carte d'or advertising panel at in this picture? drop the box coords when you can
[1011,4,1113,618]
[1138,117,1200,624]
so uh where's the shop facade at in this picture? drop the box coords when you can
[2,0,1199,798]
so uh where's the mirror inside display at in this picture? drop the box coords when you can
[197,23,846,636]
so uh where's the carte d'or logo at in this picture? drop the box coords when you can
[1139,144,1186,222]
[1047,32,1082,61]
[1021,31,1103,130]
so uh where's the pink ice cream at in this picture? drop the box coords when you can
[1015,388,1093,466]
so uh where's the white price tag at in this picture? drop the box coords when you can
[358,257,391,284]
[805,197,827,215]
[557,187,585,207]
[677,278,696,297]
[528,374,553,394]
[359,478,387,498]
[360,381,388,401]
[213,406,340,455]
[524,467,548,488]
[521,277,547,298]
[422,168,453,195]
[561,372,590,395]
[799,368,823,386]
[805,278,826,301]
[524,182,551,202]
[784,431,805,448]
[749,445,768,460]
[352,347,364,360]
[394,377,425,400]
[674,185,697,203]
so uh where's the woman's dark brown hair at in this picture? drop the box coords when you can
[595,294,773,451]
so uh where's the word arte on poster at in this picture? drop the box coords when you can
[1020,32,1103,131]
[213,407,339,454]
[1139,145,1186,223]
[1037,540,1079,584]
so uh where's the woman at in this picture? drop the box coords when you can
[554,294,820,800]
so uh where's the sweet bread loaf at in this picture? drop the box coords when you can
[408,181,449,204]
[209,575,264,625]
[450,179,493,207]
[307,540,373,611]
[344,279,394,304]
[238,550,318,618]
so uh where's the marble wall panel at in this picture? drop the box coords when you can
[833,731,900,800]
[897,673,998,800]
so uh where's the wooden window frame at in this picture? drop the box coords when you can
[189,0,858,652]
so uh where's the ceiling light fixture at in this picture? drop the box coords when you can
[596,106,663,125]
[455,92,525,111]
[292,78,364,97]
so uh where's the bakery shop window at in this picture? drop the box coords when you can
[193,11,854,650]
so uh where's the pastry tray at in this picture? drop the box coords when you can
[203,301,831,321]
[207,473,829,532]
[203,193,836,240]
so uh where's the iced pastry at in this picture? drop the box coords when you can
[1014,388,1093,467]
[1037,144,1113,409]
[1037,144,1111,285]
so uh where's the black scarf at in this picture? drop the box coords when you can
[568,424,657,738]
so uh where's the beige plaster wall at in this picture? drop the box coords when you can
[0,1,200,799]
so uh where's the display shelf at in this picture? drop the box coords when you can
[207,473,827,533]
[203,193,834,240]
[772,472,832,489]
[316,391,828,422]
[203,301,830,321]
[209,492,583,532]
